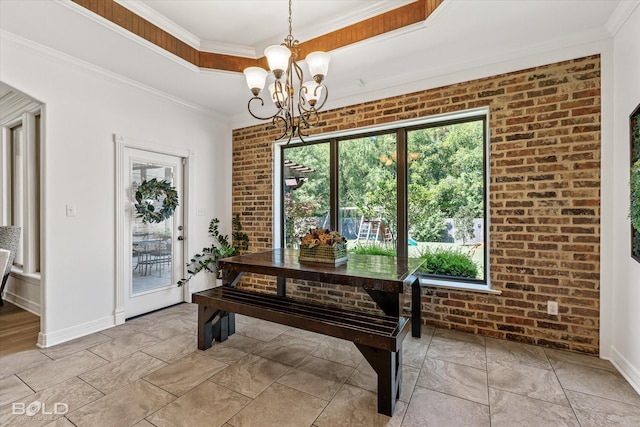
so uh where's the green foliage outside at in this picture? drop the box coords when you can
[418,248,479,279]
[283,119,485,276]
[349,243,396,257]
[407,122,484,242]
[284,143,330,247]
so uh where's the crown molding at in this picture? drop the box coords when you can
[113,0,257,59]
[115,0,257,57]
[0,29,225,121]
[115,0,200,50]
[605,0,640,36]
[270,0,416,50]
[200,40,257,58]
[62,0,204,71]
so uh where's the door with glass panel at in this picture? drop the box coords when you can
[124,148,184,318]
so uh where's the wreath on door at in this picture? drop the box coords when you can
[134,178,179,224]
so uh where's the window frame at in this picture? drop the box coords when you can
[275,108,491,290]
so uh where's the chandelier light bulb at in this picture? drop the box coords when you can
[306,51,331,83]
[302,80,323,106]
[243,67,268,96]
[265,45,291,79]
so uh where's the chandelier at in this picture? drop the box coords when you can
[242,0,330,143]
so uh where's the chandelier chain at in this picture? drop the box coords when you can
[288,0,293,38]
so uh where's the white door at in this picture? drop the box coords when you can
[124,148,184,318]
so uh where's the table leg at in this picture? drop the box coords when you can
[276,277,286,296]
[411,277,421,337]
[364,289,400,317]
[356,344,399,416]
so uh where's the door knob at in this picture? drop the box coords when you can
[177,236,184,241]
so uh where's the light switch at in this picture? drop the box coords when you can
[196,208,206,216]
[66,204,77,217]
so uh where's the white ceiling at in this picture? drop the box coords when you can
[0,0,634,129]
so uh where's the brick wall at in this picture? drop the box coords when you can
[231,55,601,355]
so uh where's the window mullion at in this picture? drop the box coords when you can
[396,129,408,259]
[329,138,339,231]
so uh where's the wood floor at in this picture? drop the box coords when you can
[0,301,40,356]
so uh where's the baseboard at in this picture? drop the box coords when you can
[2,291,40,316]
[37,315,115,348]
[115,307,126,325]
[609,345,640,395]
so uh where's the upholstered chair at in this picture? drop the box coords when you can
[0,226,21,306]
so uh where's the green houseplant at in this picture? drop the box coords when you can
[177,214,248,287]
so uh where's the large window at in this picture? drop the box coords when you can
[280,113,488,286]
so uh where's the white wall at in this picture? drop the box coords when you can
[0,33,232,346]
[609,4,640,392]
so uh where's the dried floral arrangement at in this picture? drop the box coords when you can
[300,228,347,248]
[299,229,347,264]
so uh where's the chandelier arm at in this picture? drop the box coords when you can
[297,115,312,137]
[312,84,329,111]
[299,84,329,115]
[273,112,292,142]
[247,96,282,121]
[297,108,319,131]
[273,80,289,111]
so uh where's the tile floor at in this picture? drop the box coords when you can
[1,302,639,426]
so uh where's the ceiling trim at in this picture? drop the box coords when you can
[0,30,225,120]
[605,0,640,37]
[71,0,443,73]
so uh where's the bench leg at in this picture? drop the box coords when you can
[356,344,402,417]
[211,312,236,343]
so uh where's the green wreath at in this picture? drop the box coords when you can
[134,178,179,224]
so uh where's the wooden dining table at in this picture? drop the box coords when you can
[218,248,424,338]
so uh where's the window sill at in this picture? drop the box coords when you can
[419,276,501,295]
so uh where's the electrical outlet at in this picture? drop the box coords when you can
[547,301,558,315]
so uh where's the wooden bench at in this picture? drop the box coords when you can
[192,286,410,416]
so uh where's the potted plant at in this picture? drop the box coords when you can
[177,214,248,287]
